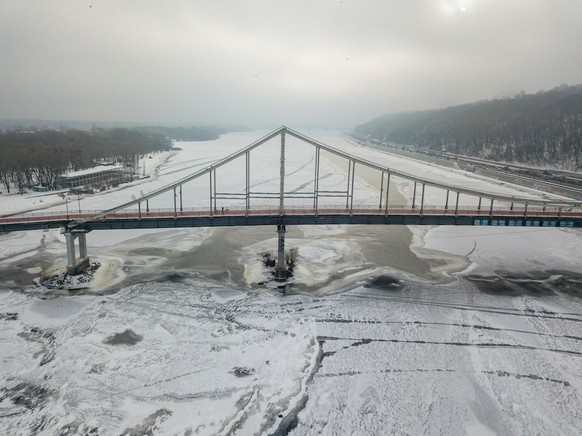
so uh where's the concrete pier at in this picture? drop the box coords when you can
[275,224,287,281]
[64,230,90,275]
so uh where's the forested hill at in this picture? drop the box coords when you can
[354,84,582,170]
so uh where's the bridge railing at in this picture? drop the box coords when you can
[99,204,580,217]
[2,204,582,226]
[0,210,104,224]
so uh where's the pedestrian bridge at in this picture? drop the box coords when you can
[2,205,581,232]
[1,127,581,278]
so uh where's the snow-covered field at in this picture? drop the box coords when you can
[1,129,581,435]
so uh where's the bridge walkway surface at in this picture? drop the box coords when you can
[1,205,581,233]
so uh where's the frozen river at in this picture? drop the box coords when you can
[1,130,581,435]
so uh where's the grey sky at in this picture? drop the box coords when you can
[1,0,581,128]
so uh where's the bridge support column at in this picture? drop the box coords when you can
[78,232,87,260]
[65,232,76,271]
[275,225,287,281]
[64,230,90,275]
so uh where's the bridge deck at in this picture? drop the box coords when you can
[1,207,581,232]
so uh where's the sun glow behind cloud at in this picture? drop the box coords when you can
[440,0,476,15]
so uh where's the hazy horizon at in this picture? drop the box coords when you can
[2,0,581,128]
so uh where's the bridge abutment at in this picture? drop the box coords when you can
[64,230,90,275]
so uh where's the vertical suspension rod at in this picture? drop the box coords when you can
[314,146,320,213]
[384,173,391,215]
[346,159,352,209]
[213,169,217,212]
[349,161,356,213]
[279,130,285,215]
[420,184,425,214]
[412,181,417,209]
[379,171,384,209]
[179,185,183,212]
[173,187,177,217]
[246,151,250,215]
[209,169,213,217]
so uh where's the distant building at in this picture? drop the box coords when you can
[56,165,127,189]
[31,185,50,192]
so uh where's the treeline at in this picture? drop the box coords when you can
[0,128,171,193]
[136,125,244,141]
[354,84,582,170]
[0,121,244,141]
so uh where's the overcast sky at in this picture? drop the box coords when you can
[1,0,581,128]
